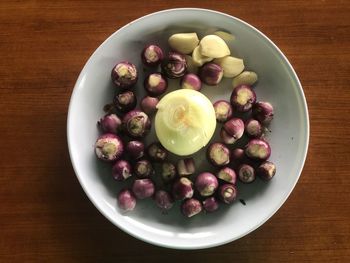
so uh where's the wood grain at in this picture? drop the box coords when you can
[0,0,349,262]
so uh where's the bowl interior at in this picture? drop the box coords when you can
[67,8,309,249]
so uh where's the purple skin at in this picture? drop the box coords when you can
[230,85,257,112]
[218,184,238,204]
[213,100,233,122]
[161,52,187,79]
[172,177,194,200]
[207,142,230,167]
[231,148,245,161]
[113,90,137,113]
[132,179,155,199]
[202,197,219,213]
[161,161,177,183]
[144,73,168,96]
[177,158,195,176]
[117,189,136,211]
[140,96,159,115]
[141,44,164,67]
[199,62,223,86]
[245,139,271,161]
[95,133,124,162]
[122,110,151,138]
[180,73,202,91]
[98,114,122,134]
[112,160,132,181]
[238,164,256,183]
[223,118,245,144]
[217,167,237,184]
[252,101,274,125]
[220,128,237,145]
[195,172,219,197]
[134,159,153,178]
[147,142,168,162]
[111,61,138,89]
[154,190,174,211]
[257,161,276,181]
[245,118,263,138]
[126,140,144,159]
[181,198,202,218]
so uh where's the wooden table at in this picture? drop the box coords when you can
[1,0,349,262]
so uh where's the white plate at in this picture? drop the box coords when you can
[67,8,309,249]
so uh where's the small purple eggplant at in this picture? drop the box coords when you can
[230,84,256,112]
[117,189,136,211]
[207,142,230,167]
[172,177,194,200]
[134,159,153,178]
[252,101,274,125]
[122,110,151,138]
[140,96,159,115]
[98,114,122,134]
[245,118,263,138]
[257,161,276,181]
[95,133,124,162]
[195,172,219,197]
[161,52,187,78]
[199,62,223,86]
[238,164,256,183]
[144,73,168,96]
[111,61,138,88]
[154,190,174,212]
[112,159,132,181]
[180,73,202,91]
[218,184,237,204]
[245,139,271,161]
[126,140,144,159]
[132,179,155,199]
[161,161,177,183]
[213,100,233,122]
[177,158,195,176]
[141,44,164,67]
[113,90,137,112]
[217,167,237,184]
[181,198,202,217]
[202,197,219,213]
[147,142,168,162]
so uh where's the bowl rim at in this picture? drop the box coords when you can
[67,7,310,249]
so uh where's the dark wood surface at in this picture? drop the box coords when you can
[1,0,349,262]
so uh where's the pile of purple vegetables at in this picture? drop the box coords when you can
[95,36,276,218]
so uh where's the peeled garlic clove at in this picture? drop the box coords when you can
[232,71,258,88]
[184,55,199,74]
[199,35,231,58]
[213,31,235,42]
[213,56,244,78]
[192,46,213,67]
[168,33,199,54]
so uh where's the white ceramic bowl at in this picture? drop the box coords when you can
[67,8,309,249]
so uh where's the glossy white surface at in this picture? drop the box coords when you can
[67,8,309,249]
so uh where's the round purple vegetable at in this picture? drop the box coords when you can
[113,90,137,112]
[144,73,168,96]
[147,142,168,162]
[218,184,237,204]
[181,198,202,218]
[202,197,219,213]
[245,139,271,161]
[161,52,187,78]
[199,62,223,86]
[217,167,237,184]
[213,100,233,122]
[140,96,159,115]
[111,61,138,88]
[245,118,263,138]
[154,190,174,211]
[231,148,245,162]
[141,44,164,67]
[134,159,153,178]
[122,110,151,138]
[117,189,136,211]
[95,133,124,162]
[238,164,256,183]
[221,118,245,144]
[257,161,276,181]
[98,114,122,134]
[161,161,177,183]
[180,73,202,91]
[252,101,274,125]
[177,158,195,176]
[126,140,144,159]
[172,177,194,200]
[112,159,132,181]
[230,84,256,112]
[195,172,218,197]
[132,179,155,199]
[207,142,230,167]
